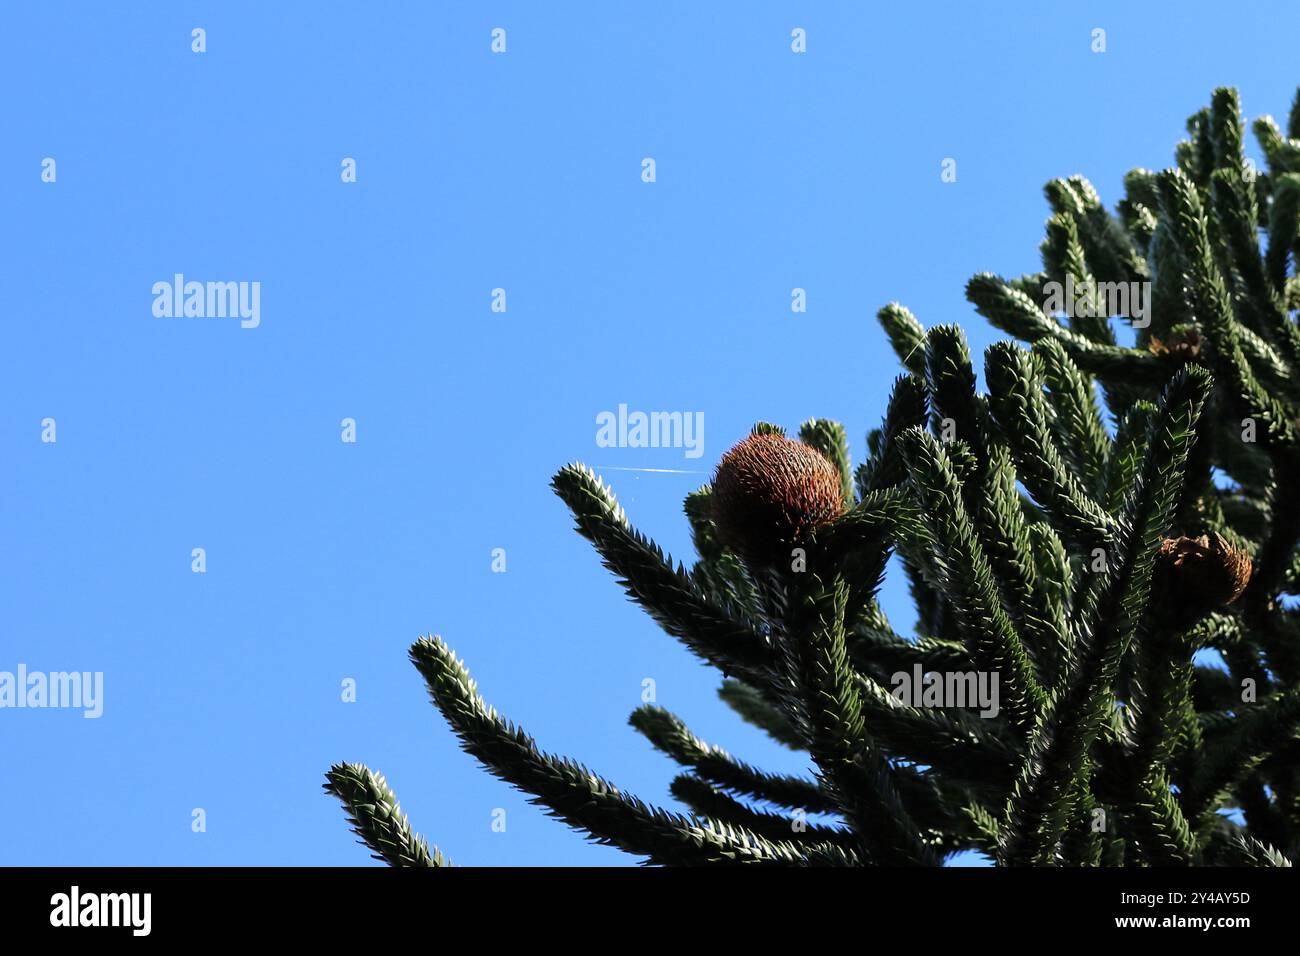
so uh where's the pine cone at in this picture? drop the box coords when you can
[1149,328,1204,363]
[710,432,844,563]
[1152,532,1253,627]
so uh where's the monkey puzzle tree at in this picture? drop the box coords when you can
[326,87,1300,866]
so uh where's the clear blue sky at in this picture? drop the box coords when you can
[2,2,1295,866]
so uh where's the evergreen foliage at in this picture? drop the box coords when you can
[327,87,1300,866]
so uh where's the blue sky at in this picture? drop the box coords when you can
[2,3,1295,866]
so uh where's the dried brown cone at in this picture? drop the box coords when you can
[1149,328,1204,363]
[710,432,845,565]
[1152,531,1253,627]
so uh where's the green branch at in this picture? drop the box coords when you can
[411,637,816,865]
[323,763,447,867]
